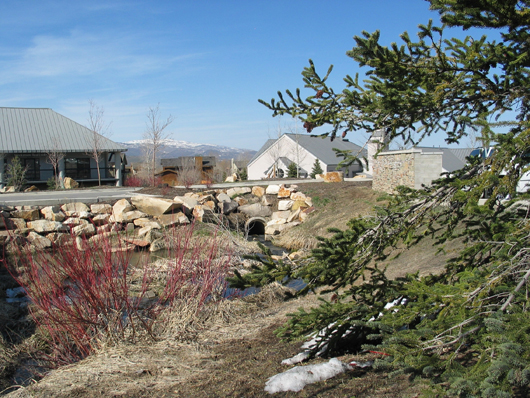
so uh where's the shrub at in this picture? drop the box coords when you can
[6,156,27,191]
[7,224,231,367]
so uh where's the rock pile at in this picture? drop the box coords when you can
[0,184,315,252]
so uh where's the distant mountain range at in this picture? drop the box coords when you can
[120,139,256,164]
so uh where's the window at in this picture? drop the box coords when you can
[65,158,91,179]
[23,158,40,181]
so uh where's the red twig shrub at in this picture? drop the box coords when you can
[7,224,231,366]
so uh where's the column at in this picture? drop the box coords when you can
[0,154,4,189]
[115,152,122,187]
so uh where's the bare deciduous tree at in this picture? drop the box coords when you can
[46,135,64,189]
[178,157,202,188]
[86,100,112,186]
[143,104,174,185]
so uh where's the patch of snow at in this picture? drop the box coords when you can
[265,358,350,394]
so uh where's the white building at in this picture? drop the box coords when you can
[247,133,366,180]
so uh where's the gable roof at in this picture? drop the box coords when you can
[249,134,366,166]
[415,146,474,172]
[0,107,127,153]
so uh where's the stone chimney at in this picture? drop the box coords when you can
[366,129,390,174]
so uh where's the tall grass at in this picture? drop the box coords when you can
[7,223,231,367]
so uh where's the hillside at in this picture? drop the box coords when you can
[3,182,460,397]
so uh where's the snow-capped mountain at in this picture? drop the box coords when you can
[120,139,256,163]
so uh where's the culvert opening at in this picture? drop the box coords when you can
[246,218,266,236]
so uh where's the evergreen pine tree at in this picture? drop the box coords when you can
[287,162,298,178]
[231,1,530,395]
[310,159,323,178]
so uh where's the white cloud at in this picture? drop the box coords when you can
[3,30,206,81]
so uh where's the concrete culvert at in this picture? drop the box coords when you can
[246,217,266,236]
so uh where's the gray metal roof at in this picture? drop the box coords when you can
[286,134,366,165]
[415,146,474,172]
[0,107,127,153]
[250,134,366,166]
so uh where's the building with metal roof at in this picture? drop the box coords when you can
[247,133,366,180]
[0,107,128,187]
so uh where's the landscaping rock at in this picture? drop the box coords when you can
[278,200,294,211]
[277,186,293,199]
[157,212,189,227]
[27,220,68,233]
[64,177,79,189]
[149,238,167,252]
[217,192,231,203]
[251,186,265,197]
[90,204,112,214]
[27,231,52,249]
[323,171,344,182]
[92,214,111,225]
[130,196,183,217]
[238,203,272,217]
[227,187,251,198]
[133,218,162,229]
[11,209,40,221]
[221,201,239,215]
[271,210,290,220]
[266,185,280,195]
[112,199,134,221]
[61,202,90,216]
[72,223,96,237]
[41,206,66,222]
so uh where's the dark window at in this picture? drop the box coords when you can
[23,158,40,181]
[65,158,91,179]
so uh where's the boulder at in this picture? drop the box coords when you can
[92,213,111,225]
[227,187,251,198]
[217,192,231,203]
[221,201,239,215]
[173,196,199,213]
[261,195,272,206]
[11,209,40,221]
[119,210,148,223]
[61,202,90,217]
[149,238,167,252]
[192,205,216,223]
[291,200,309,211]
[277,186,293,199]
[271,210,291,220]
[290,192,307,201]
[90,204,112,214]
[234,196,248,206]
[145,229,164,243]
[287,208,302,223]
[265,185,280,195]
[130,196,183,217]
[63,177,79,189]
[134,219,162,229]
[27,231,52,249]
[265,221,300,235]
[323,171,344,182]
[157,212,189,227]
[46,232,71,246]
[24,185,38,192]
[5,218,26,230]
[238,203,272,218]
[72,223,96,237]
[278,200,294,211]
[27,220,68,233]
[251,186,265,198]
[112,199,134,222]
[41,206,66,222]
[64,217,89,226]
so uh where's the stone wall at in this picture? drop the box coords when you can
[372,149,444,193]
[372,151,415,193]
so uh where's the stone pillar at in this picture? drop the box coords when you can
[0,154,4,189]
[115,152,122,187]
[58,158,65,188]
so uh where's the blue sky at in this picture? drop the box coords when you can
[0,1,498,150]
